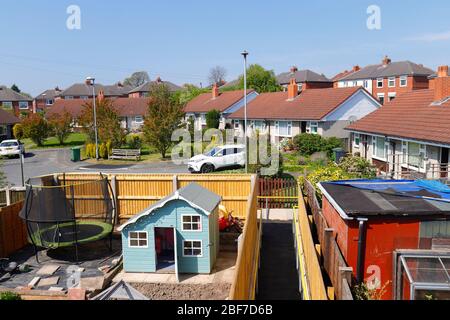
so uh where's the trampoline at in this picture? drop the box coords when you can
[20,173,116,261]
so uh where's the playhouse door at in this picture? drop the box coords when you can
[173,228,180,282]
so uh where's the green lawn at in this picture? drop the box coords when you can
[282,151,330,173]
[23,133,88,150]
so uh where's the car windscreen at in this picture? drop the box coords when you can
[0,142,18,147]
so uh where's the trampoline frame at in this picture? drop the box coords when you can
[21,173,116,263]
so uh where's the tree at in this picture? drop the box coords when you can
[206,109,221,129]
[239,64,281,93]
[78,98,125,147]
[123,71,150,88]
[208,66,227,86]
[22,113,51,146]
[174,84,209,105]
[13,123,24,140]
[11,84,20,93]
[143,84,185,158]
[48,109,73,145]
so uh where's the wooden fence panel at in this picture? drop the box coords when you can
[304,180,354,300]
[258,178,298,209]
[0,201,28,257]
[229,176,261,300]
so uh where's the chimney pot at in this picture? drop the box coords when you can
[353,65,361,72]
[438,65,449,78]
[98,90,105,101]
[434,66,450,102]
[290,66,298,74]
[382,55,392,65]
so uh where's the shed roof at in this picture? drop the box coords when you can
[118,183,222,231]
[319,180,450,220]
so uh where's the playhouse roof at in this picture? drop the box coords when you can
[118,183,222,231]
[318,179,450,220]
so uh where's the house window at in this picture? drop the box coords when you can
[19,101,28,110]
[200,114,206,125]
[275,121,292,136]
[388,77,396,88]
[233,120,240,130]
[363,80,369,89]
[377,93,385,105]
[307,121,319,134]
[65,96,74,100]
[45,99,54,106]
[403,141,426,169]
[388,93,397,102]
[183,240,202,257]
[2,101,12,109]
[377,78,384,88]
[373,136,386,159]
[400,76,408,87]
[251,120,265,132]
[129,231,148,248]
[352,81,358,87]
[354,133,361,149]
[135,116,144,124]
[182,215,202,231]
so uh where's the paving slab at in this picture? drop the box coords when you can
[38,276,60,287]
[28,277,41,288]
[80,276,105,290]
[37,264,60,276]
[49,287,65,292]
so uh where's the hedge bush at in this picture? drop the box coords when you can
[293,133,343,157]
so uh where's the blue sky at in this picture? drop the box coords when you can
[1,0,450,96]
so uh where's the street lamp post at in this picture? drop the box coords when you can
[241,50,249,173]
[86,77,99,161]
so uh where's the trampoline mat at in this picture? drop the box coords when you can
[30,221,113,248]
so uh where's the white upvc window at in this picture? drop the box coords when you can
[45,99,54,106]
[363,80,370,88]
[183,240,202,257]
[400,76,408,87]
[200,114,206,125]
[352,81,358,87]
[377,93,385,105]
[251,120,265,132]
[306,121,319,134]
[373,136,387,160]
[275,121,292,137]
[19,101,29,109]
[181,215,202,232]
[388,77,396,88]
[65,96,74,100]
[402,141,426,169]
[134,116,144,124]
[388,92,397,102]
[2,101,12,109]
[377,78,384,88]
[128,231,148,248]
[354,133,361,149]
[233,120,240,130]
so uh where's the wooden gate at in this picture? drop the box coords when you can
[258,178,298,209]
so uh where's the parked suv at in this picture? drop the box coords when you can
[188,145,246,173]
[0,140,25,158]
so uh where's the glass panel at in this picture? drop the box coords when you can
[183,216,191,223]
[193,249,202,256]
[183,223,192,230]
[184,249,191,256]
[408,142,421,168]
[138,240,147,246]
[130,232,138,239]
[405,257,449,284]
[192,216,200,223]
[130,240,139,247]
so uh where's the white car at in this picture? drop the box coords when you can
[188,145,246,173]
[0,140,25,158]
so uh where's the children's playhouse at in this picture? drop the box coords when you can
[118,183,222,274]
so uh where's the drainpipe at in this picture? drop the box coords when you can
[356,218,368,284]
[390,141,396,178]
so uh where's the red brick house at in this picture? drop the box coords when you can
[58,83,133,100]
[277,66,333,91]
[128,78,182,98]
[0,108,20,141]
[0,85,33,116]
[346,66,450,179]
[34,87,63,113]
[335,56,434,104]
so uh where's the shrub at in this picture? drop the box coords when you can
[206,109,221,129]
[13,123,24,140]
[99,143,108,159]
[105,140,113,156]
[85,143,96,159]
[339,156,377,179]
[0,291,22,300]
[127,134,143,150]
[293,133,325,156]
[306,164,354,194]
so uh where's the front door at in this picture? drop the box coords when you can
[155,227,176,273]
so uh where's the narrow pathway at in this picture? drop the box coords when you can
[256,220,301,300]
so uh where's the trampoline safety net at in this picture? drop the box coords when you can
[19,174,115,250]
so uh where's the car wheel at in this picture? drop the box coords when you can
[201,164,215,174]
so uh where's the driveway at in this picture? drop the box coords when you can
[1,149,189,187]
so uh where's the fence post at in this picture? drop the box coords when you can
[173,175,178,192]
[110,175,118,224]
[5,186,11,206]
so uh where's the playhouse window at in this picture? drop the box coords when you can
[129,231,148,248]
[182,215,202,231]
[183,240,202,257]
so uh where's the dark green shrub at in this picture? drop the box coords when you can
[0,292,22,300]
[206,109,221,129]
[127,134,143,150]
[293,133,325,156]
